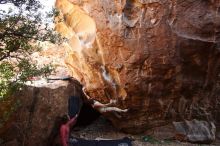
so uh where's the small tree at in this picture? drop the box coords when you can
[0,0,61,99]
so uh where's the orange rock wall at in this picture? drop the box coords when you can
[55,0,220,133]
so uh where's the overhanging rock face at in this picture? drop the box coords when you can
[55,0,220,134]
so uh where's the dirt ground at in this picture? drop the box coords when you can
[71,116,216,146]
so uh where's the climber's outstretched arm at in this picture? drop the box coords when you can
[66,114,78,127]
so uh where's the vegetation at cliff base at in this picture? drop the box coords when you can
[0,0,62,130]
[0,0,60,99]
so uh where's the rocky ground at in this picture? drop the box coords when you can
[71,116,217,146]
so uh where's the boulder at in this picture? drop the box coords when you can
[55,0,220,136]
[0,79,83,146]
[0,41,86,146]
[173,120,216,143]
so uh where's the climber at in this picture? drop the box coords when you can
[60,114,78,146]
[60,92,84,146]
[92,100,128,113]
[82,87,128,113]
[47,94,82,146]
